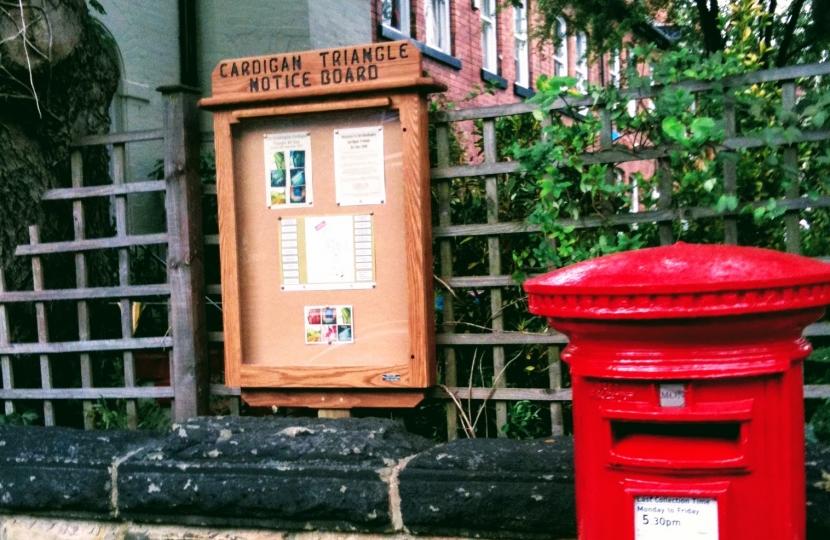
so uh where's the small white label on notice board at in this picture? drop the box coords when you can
[634,497,718,540]
[333,126,386,206]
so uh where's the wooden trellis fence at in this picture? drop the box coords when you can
[427,61,830,440]
[199,62,830,440]
[0,87,209,428]
[5,66,830,436]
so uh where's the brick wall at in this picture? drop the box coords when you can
[371,1,617,107]
[372,2,653,182]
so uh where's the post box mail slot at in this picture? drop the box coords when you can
[524,243,830,540]
[610,420,745,470]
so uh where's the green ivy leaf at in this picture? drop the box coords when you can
[690,117,715,144]
[715,195,739,213]
[662,116,686,142]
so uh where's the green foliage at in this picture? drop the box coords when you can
[87,398,170,431]
[811,400,830,445]
[511,76,647,273]
[502,0,662,57]
[806,348,830,444]
[433,1,830,440]
[511,0,830,276]
[0,411,38,426]
[507,0,830,68]
[503,400,547,439]
[87,1,106,15]
[806,347,830,386]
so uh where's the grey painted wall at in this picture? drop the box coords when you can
[93,0,372,232]
[309,0,372,50]
[95,1,179,234]
[197,0,372,130]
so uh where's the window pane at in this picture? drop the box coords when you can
[427,0,451,53]
[575,33,588,91]
[554,18,567,77]
[382,0,409,35]
[483,0,495,18]
[515,3,527,33]
[515,39,528,86]
[482,22,496,72]
[609,50,620,87]
[514,4,529,87]
[481,0,497,72]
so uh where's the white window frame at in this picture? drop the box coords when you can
[631,175,640,213]
[575,32,588,92]
[553,18,567,77]
[514,2,529,87]
[481,0,498,73]
[381,0,410,36]
[426,0,452,54]
[609,50,621,88]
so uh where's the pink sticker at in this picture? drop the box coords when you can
[315,221,326,231]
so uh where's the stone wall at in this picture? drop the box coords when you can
[0,417,827,539]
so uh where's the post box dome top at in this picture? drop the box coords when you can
[524,242,830,319]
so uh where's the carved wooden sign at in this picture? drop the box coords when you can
[203,41,422,108]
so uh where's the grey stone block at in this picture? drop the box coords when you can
[116,417,434,532]
[0,425,154,514]
[398,437,576,539]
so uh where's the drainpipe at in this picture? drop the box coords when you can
[178,0,198,87]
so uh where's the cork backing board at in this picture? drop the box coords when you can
[231,108,413,380]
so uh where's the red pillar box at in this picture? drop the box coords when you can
[523,243,830,540]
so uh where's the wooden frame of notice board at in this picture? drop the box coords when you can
[200,41,444,409]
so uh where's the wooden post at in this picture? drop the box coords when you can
[112,144,139,428]
[70,151,95,429]
[29,226,54,426]
[0,268,13,416]
[657,160,674,246]
[436,123,458,441]
[781,81,802,254]
[483,119,507,437]
[159,85,209,421]
[722,91,738,245]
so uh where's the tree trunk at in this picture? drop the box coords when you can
[695,0,725,54]
[0,0,119,339]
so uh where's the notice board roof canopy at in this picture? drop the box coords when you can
[200,40,445,109]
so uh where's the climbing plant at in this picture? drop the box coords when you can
[511,0,830,276]
[433,0,830,440]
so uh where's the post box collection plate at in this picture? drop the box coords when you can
[634,497,718,539]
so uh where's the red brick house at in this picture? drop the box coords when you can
[371,1,654,186]
[371,0,622,107]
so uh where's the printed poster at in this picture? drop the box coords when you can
[265,132,313,208]
[305,305,354,345]
[333,126,386,206]
[279,214,376,291]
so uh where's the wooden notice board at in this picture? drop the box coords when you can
[201,41,444,408]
